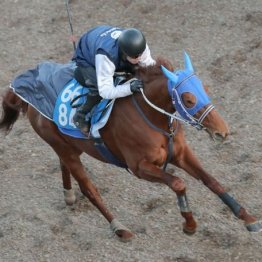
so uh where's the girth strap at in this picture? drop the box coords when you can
[163,134,174,171]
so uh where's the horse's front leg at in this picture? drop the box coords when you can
[136,159,197,234]
[173,144,262,232]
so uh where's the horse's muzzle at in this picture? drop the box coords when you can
[207,129,229,142]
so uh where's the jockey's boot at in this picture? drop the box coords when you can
[73,92,101,135]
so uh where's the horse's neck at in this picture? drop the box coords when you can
[145,76,173,110]
[137,77,174,127]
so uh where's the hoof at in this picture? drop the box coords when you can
[183,222,196,235]
[64,189,76,205]
[246,221,262,233]
[115,229,135,242]
[110,219,134,242]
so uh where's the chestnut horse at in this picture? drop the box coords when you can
[0,54,261,241]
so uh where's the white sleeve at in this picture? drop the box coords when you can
[138,44,156,67]
[95,54,133,99]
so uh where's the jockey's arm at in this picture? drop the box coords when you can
[95,54,133,99]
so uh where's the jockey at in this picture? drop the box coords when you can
[72,25,156,134]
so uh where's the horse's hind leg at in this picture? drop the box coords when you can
[136,160,197,234]
[60,159,76,205]
[54,145,134,240]
[27,109,134,241]
[55,147,133,240]
[62,154,134,241]
[173,144,262,232]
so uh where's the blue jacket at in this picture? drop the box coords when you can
[72,25,124,68]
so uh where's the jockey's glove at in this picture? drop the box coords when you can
[130,79,144,93]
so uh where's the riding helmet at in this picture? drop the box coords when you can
[118,28,146,58]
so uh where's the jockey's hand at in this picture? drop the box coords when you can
[130,80,143,93]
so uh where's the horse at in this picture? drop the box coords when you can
[0,53,261,242]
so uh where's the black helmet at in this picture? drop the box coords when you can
[118,28,146,58]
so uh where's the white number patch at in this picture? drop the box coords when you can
[56,80,84,128]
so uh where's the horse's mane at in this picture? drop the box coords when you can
[155,57,174,71]
[136,57,174,83]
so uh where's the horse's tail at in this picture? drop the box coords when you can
[0,89,28,133]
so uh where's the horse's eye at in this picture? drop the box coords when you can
[181,92,196,108]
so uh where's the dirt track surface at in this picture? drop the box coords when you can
[1,0,262,261]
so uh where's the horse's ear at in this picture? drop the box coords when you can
[161,65,179,83]
[184,51,194,72]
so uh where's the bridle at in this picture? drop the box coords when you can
[132,52,216,170]
[168,73,215,130]
[139,74,215,131]
[132,72,214,171]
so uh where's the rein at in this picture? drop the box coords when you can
[140,88,214,130]
[132,95,178,171]
[133,81,214,170]
[140,88,191,126]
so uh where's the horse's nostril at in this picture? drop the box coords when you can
[213,132,226,141]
